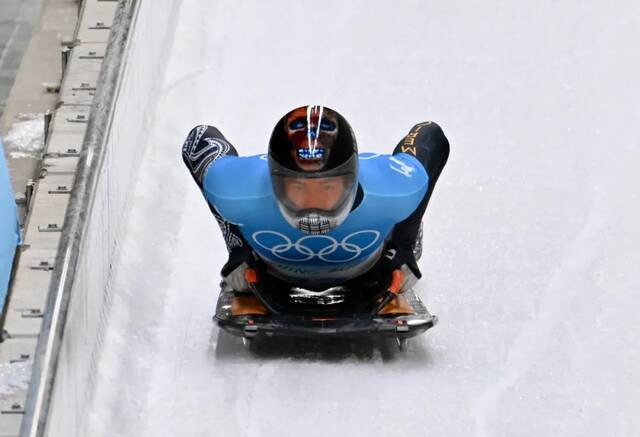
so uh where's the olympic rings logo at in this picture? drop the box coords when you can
[252,230,381,263]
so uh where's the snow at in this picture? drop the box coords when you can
[82,1,640,436]
[3,113,45,158]
[0,360,32,399]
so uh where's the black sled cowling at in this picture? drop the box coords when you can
[214,269,437,342]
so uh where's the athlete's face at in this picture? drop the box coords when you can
[283,176,346,211]
[285,106,339,171]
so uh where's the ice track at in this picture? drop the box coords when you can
[82,1,640,436]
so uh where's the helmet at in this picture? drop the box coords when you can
[268,105,358,235]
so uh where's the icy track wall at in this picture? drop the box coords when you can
[20,0,180,436]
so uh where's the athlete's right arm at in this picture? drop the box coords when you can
[181,125,255,290]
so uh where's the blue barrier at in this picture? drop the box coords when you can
[0,135,20,315]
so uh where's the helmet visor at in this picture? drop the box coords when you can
[271,154,357,224]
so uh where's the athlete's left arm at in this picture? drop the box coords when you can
[386,121,450,276]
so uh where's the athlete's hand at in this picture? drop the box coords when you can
[380,244,422,294]
[223,262,251,292]
[382,243,422,279]
[221,246,257,292]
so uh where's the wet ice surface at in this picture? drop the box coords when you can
[85,1,640,436]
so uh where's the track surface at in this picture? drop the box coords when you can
[85,1,640,436]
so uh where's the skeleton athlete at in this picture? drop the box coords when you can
[182,105,449,303]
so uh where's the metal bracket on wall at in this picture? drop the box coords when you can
[9,353,31,364]
[29,261,55,271]
[79,50,104,60]
[20,309,43,319]
[1,403,25,415]
[66,114,88,123]
[47,185,72,194]
[45,148,81,158]
[44,110,53,144]
[25,179,35,207]
[61,47,71,76]
[72,82,96,91]
[37,224,62,233]
[88,21,111,30]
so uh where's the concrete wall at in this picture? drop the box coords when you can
[43,1,180,435]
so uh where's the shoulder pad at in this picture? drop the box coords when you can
[203,154,272,222]
[358,153,428,197]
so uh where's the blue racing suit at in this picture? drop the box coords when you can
[182,122,449,289]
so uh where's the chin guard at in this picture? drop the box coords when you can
[297,213,332,235]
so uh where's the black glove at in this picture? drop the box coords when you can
[381,243,422,279]
[221,245,256,277]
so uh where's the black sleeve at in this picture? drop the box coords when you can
[389,121,450,248]
[181,125,252,266]
[181,125,239,188]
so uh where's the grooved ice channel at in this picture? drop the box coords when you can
[83,1,640,436]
